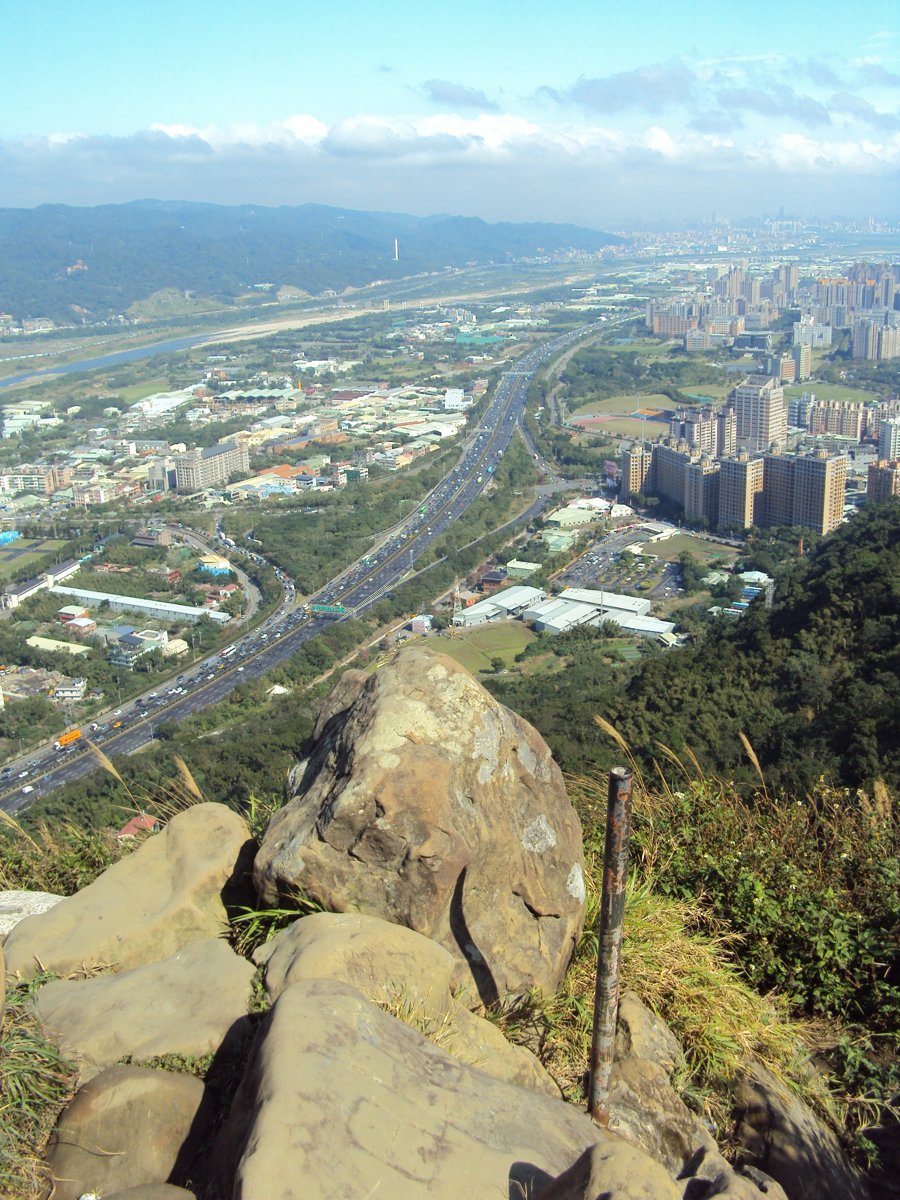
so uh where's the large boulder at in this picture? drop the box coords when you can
[0,888,63,939]
[213,977,652,1199]
[45,1064,213,1200]
[732,1064,870,1200]
[36,937,255,1082]
[534,1141,682,1200]
[259,911,557,1095]
[4,804,252,980]
[254,647,586,1001]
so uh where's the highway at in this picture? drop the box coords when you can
[0,325,597,814]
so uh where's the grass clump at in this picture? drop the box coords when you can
[0,978,77,1200]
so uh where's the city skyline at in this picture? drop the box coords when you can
[1,0,898,225]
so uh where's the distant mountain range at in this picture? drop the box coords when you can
[0,200,622,323]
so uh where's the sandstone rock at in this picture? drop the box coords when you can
[0,888,63,939]
[104,1188,197,1199]
[261,910,457,1012]
[4,804,252,980]
[608,1057,787,1198]
[733,1063,870,1200]
[615,991,683,1075]
[609,1009,788,1200]
[212,977,631,1199]
[534,1140,682,1200]
[36,937,255,1082]
[261,910,558,1096]
[45,1064,212,1200]
[254,647,586,1001]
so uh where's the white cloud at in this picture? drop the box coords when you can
[1,94,898,223]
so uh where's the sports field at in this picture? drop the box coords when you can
[785,383,877,405]
[0,538,68,583]
[431,621,535,673]
[570,393,675,419]
[649,533,739,565]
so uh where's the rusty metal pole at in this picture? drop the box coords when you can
[588,765,634,1126]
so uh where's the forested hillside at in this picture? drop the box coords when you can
[0,201,620,321]
[489,502,900,794]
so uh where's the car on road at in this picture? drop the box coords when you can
[22,785,34,794]
[18,770,28,778]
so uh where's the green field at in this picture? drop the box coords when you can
[120,377,170,403]
[432,622,535,673]
[649,533,739,565]
[0,538,67,582]
[785,383,877,405]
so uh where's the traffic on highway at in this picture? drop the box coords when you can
[0,325,596,813]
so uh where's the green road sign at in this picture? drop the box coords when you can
[310,603,347,615]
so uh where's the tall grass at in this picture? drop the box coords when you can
[0,979,78,1200]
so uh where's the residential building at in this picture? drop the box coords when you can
[807,400,866,441]
[852,317,900,361]
[653,443,693,507]
[108,629,169,670]
[792,343,812,381]
[762,449,847,535]
[793,320,832,349]
[732,375,787,450]
[51,678,87,703]
[718,454,765,530]
[174,441,250,491]
[684,458,720,525]
[867,460,900,504]
[620,445,652,499]
[668,406,735,458]
[879,420,900,460]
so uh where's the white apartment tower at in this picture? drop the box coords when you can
[732,375,787,451]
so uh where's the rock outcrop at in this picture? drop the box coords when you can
[733,1064,870,1200]
[213,977,645,1199]
[35,937,255,1082]
[254,647,586,1001]
[4,803,252,979]
[0,888,63,939]
[45,1064,213,1200]
[258,910,558,1095]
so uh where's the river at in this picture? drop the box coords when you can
[0,332,220,391]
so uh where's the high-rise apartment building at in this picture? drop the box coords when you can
[668,405,735,458]
[763,449,847,535]
[867,461,900,504]
[792,343,812,381]
[732,375,787,450]
[684,458,720,526]
[791,452,846,534]
[879,419,900,460]
[653,444,693,507]
[620,445,652,499]
[718,455,765,529]
[807,400,866,441]
[174,442,250,492]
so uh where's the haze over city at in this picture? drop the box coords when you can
[2,0,899,225]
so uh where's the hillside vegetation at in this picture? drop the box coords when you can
[0,200,620,321]
[489,502,900,797]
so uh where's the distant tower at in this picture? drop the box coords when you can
[393,238,399,262]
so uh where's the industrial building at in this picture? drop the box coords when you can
[49,586,232,625]
[452,586,546,628]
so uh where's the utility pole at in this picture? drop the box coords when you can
[588,765,634,1127]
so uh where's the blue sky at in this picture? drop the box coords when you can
[1,0,898,225]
